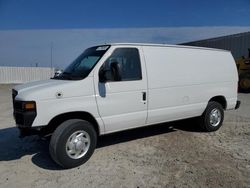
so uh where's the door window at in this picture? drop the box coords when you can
[102,48,142,81]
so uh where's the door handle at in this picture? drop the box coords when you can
[142,92,146,101]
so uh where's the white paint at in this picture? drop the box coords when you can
[93,46,148,132]
[13,43,239,135]
[14,77,105,133]
[141,44,238,124]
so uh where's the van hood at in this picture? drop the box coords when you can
[13,78,93,101]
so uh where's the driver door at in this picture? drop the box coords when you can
[93,47,148,133]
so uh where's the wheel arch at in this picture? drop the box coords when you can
[44,111,100,136]
[208,95,227,110]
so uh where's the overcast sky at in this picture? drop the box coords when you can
[0,0,250,68]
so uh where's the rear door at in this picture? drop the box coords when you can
[93,46,148,133]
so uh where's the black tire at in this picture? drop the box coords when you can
[49,119,97,169]
[199,101,224,132]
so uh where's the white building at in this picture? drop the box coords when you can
[0,66,54,84]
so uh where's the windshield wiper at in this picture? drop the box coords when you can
[62,72,71,75]
[51,72,83,80]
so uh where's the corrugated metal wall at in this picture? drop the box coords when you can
[0,66,54,84]
[182,32,250,60]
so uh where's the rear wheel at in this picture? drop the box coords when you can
[199,101,224,132]
[49,119,97,168]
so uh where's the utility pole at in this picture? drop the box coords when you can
[50,42,53,77]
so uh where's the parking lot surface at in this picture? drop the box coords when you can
[0,84,249,188]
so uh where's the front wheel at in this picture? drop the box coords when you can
[49,119,97,168]
[199,101,224,132]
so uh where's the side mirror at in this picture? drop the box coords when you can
[110,62,122,81]
[99,62,122,83]
[99,67,114,83]
[99,68,107,83]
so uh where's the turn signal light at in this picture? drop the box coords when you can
[24,102,36,110]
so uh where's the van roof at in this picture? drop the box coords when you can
[108,43,229,52]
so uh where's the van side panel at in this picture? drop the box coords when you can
[142,46,238,124]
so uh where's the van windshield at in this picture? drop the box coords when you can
[53,45,110,80]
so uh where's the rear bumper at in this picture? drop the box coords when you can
[235,100,241,110]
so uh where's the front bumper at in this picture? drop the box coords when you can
[235,100,241,110]
[18,126,43,138]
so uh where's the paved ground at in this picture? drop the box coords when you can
[0,84,249,188]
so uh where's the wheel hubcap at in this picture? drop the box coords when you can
[209,108,221,127]
[66,130,90,159]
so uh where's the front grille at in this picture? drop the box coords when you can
[13,99,37,127]
[15,113,24,125]
[12,89,37,127]
[13,101,23,112]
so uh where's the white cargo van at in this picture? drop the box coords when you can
[12,43,240,168]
